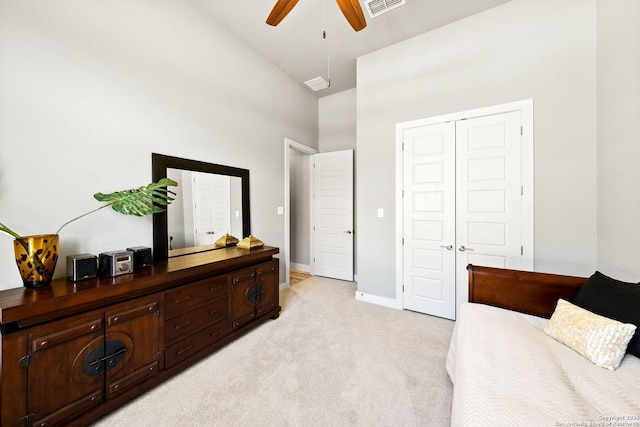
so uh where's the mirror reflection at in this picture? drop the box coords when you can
[167,169,243,256]
[152,153,251,261]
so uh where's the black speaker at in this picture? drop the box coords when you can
[126,246,152,271]
[67,254,98,281]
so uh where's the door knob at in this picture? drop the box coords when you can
[439,245,453,250]
[458,245,474,252]
[344,230,353,234]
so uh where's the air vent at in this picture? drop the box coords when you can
[304,76,330,91]
[363,0,406,18]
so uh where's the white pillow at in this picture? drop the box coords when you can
[544,299,637,370]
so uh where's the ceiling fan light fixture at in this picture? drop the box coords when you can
[304,76,330,91]
[267,0,366,32]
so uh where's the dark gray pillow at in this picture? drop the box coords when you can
[572,271,640,358]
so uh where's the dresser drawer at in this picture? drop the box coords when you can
[164,320,230,369]
[164,297,228,345]
[164,275,227,318]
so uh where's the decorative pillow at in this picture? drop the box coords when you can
[544,299,636,370]
[572,271,640,357]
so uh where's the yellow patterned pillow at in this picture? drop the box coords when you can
[544,299,637,370]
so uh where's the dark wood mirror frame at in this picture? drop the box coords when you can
[152,153,250,261]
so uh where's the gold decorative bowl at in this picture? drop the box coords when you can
[215,233,239,248]
[236,235,264,250]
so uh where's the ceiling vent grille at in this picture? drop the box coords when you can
[363,0,406,18]
[304,76,330,91]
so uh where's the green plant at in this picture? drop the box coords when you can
[0,178,178,239]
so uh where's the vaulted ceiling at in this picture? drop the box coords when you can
[193,0,511,97]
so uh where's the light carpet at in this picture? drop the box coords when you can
[92,276,455,426]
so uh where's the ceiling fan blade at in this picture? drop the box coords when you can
[335,0,367,32]
[266,0,301,27]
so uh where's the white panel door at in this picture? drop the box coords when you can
[401,110,526,319]
[312,150,354,281]
[402,122,456,319]
[455,111,523,313]
[210,174,231,236]
[193,173,230,246]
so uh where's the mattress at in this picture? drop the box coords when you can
[446,303,640,426]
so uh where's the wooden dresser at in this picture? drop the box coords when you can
[0,246,280,427]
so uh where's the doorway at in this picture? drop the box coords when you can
[284,138,318,287]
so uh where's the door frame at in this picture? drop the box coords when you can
[284,138,318,288]
[395,99,534,310]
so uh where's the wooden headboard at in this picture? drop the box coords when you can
[467,265,588,318]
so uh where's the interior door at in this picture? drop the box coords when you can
[211,175,231,235]
[402,122,457,319]
[193,173,230,245]
[455,111,523,313]
[401,110,525,320]
[312,150,354,281]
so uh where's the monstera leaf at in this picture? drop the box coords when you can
[93,178,177,217]
[1,178,178,238]
[52,178,178,235]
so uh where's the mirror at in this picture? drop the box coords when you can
[152,153,250,261]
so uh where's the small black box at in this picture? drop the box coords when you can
[126,246,152,271]
[67,253,98,281]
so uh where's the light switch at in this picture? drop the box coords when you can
[277,206,284,215]
[377,208,384,218]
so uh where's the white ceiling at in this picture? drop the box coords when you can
[193,0,511,97]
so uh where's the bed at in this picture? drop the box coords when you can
[446,265,640,426]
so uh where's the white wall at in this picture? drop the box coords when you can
[318,88,358,276]
[319,88,357,152]
[356,0,598,298]
[596,0,640,282]
[0,0,318,289]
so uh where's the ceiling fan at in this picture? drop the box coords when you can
[266,0,367,32]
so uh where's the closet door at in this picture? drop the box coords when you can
[455,111,523,313]
[402,122,456,319]
[401,110,526,320]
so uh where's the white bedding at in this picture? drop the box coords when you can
[446,303,640,426]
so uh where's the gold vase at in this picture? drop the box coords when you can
[14,234,59,288]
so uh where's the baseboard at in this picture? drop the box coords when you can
[355,291,401,310]
[279,281,289,291]
[290,263,310,272]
